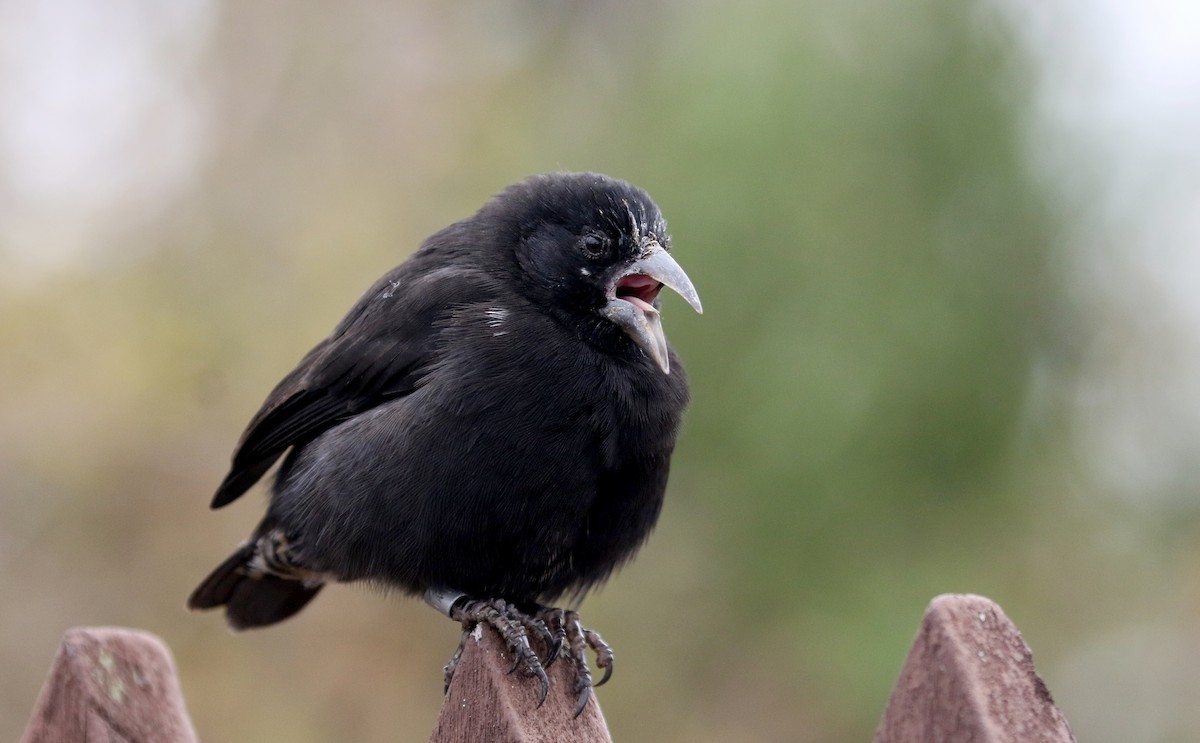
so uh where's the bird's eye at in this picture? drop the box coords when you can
[579,232,609,259]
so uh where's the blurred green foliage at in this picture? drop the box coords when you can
[3,1,1199,742]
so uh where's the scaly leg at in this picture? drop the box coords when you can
[425,589,555,706]
[424,589,612,715]
[536,607,614,717]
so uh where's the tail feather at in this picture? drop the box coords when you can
[188,540,324,630]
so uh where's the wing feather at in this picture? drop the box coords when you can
[210,258,492,508]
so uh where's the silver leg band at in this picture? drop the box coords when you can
[423,587,469,616]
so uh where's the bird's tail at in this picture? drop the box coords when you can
[187,531,324,631]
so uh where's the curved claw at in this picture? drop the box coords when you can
[442,633,468,693]
[535,673,550,708]
[573,685,592,718]
[594,660,613,688]
[543,636,563,668]
[538,608,568,669]
[582,625,614,687]
[527,618,556,664]
[441,597,615,712]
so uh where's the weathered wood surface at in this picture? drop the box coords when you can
[873,593,1076,743]
[21,627,198,743]
[430,624,613,743]
[21,595,1077,742]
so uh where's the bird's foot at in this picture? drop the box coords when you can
[444,598,557,706]
[535,607,613,717]
[423,588,613,716]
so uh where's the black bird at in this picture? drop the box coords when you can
[188,172,702,712]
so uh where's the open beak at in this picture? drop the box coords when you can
[601,241,702,374]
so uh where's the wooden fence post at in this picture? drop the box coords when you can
[19,596,1075,742]
[429,624,613,743]
[20,627,198,743]
[873,594,1076,743]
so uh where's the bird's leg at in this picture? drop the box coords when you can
[424,589,556,706]
[422,589,613,713]
[536,607,614,717]
[441,631,467,693]
[453,599,555,705]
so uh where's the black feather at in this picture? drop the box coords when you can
[190,172,696,628]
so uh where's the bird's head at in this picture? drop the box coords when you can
[486,172,702,373]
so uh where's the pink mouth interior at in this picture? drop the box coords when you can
[615,274,663,310]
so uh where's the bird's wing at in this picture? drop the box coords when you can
[210,261,490,509]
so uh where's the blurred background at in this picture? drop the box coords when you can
[3,0,1199,740]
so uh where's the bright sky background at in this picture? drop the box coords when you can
[1002,0,1200,507]
[0,0,213,276]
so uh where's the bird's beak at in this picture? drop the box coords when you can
[602,241,703,374]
